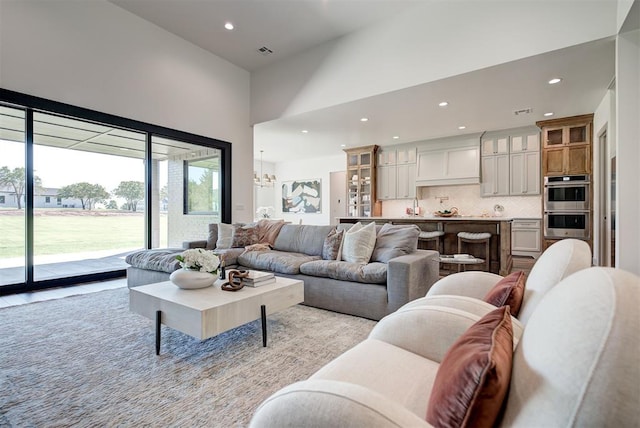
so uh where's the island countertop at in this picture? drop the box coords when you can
[337,216,512,275]
[337,216,513,222]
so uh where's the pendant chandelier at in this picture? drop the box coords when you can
[254,150,276,187]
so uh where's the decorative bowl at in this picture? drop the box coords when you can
[434,207,458,217]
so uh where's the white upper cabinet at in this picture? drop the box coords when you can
[396,163,416,199]
[377,165,397,200]
[510,133,540,152]
[378,150,397,166]
[481,137,509,156]
[416,146,480,186]
[481,155,510,196]
[510,151,541,195]
[396,147,417,164]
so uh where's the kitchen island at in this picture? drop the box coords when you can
[338,216,512,275]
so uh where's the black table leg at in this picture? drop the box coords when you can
[261,304,267,347]
[155,310,161,355]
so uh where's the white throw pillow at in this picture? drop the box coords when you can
[341,221,377,264]
[216,223,234,249]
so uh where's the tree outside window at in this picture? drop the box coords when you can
[184,156,220,215]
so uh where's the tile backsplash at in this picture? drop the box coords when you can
[382,184,542,218]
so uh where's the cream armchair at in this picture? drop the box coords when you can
[407,237,592,324]
[250,267,639,427]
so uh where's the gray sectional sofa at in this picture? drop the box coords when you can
[125,222,440,320]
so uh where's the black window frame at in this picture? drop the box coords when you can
[0,88,232,295]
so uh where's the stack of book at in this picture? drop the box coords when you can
[242,270,276,287]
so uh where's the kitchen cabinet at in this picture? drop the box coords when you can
[396,147,417,164]
[510,151,540,195]
[377,165,397,200]
[396,163,416,199]
[378,150,396,166]
[481,129,541,197]
[377,151,416,200]
[416,146,480,186]
[345,145,379,217]
[481,155,509,196]
[481,137,509,156]
[511,219,541,258]
[537,114,593,176]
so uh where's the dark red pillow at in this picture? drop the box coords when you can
[426,306,514,428]
[483,271,526,316]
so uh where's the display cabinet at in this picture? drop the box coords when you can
[345,145,379,217]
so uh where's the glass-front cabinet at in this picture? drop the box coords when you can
[344,145,379,217]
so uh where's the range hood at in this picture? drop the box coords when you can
[414,134,481,187]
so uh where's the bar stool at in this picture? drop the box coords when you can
[457,232,491,272]
[419,230,445,253]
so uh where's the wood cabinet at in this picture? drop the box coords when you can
[537,114,593,176]
[345,145,379,217]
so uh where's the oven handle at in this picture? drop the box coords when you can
[544,182,590,188]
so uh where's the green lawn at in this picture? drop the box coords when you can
[0,212,167,258]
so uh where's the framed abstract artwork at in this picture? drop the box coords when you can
[281,179,321,213]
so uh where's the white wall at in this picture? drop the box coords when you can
[271,155,344,225]
[251,1,617,124]
[0,0,254,225]
[615,27,640,274]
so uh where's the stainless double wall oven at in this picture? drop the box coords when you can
[543,175,591,239]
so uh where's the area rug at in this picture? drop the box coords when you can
[0,288,376,427]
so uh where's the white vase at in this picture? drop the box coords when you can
[170,268,216,289]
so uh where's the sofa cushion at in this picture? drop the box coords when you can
[238,250,321,275]
[483,271,526,316]
[371,223,419,263]
[341,222,377,264]
[125,248,182,273]
[322,227,344,260]
[426,306,513,428]
[273,224,334,256]
[299,260,387,284]
[214,248,245,267]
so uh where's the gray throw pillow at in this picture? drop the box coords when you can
[322,227,344,260]
[370,223,419,263]
[206,223,218,250]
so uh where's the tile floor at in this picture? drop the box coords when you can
[0,277,127,308]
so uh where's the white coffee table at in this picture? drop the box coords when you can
[129,276,304,355]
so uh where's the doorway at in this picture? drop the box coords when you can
[329,171,346,225]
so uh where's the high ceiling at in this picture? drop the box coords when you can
[109,0,617,163]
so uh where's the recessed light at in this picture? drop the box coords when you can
[458,125,466,130]
[301,130,308,133]
[544,112,554,117]
[224,22,234,30]
[393,136,399,139]
[548,78,562,85]
[360,117,369,122]
[438,101,449,107]
[340,144,346,147]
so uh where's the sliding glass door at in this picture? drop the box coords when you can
[32,112,146,281]
[0,106,26,288]
[0,89,231,293]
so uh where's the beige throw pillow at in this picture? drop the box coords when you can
[216,223,234,249]
[341,222,377,264]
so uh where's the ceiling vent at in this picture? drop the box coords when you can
[514,108,533,116]
[257,46,273,56]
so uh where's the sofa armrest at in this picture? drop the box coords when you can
[250,380,432,428]
[387,250,440,312]
[182,240,207,249]
[369,305,493,362]
[426,271,504,299]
